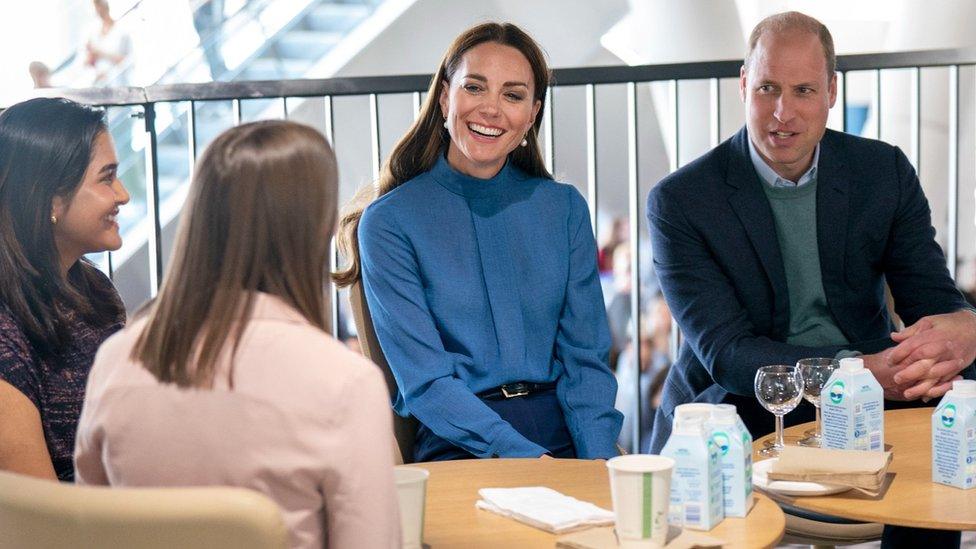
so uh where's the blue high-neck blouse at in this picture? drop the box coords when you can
[358,155,622,459]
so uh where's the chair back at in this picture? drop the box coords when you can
[349,280,418,464]
[0,471,288,549]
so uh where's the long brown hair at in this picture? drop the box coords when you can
[332,22,552,287]
[131,121,338,388]
[0,97,119,353]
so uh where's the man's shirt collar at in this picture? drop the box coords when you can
[748,137,819,188]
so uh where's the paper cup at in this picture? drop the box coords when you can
[607,455,675,548]
[394,466,429,549]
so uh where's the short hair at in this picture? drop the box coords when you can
[744,11,836,75]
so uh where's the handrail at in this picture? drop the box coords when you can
[26,46,976,108]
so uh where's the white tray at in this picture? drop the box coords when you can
[752,458,852,497]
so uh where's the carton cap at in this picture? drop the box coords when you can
[674,403,714,421]
[672,414,706,434]
[839,357,864,372]
[710,404,738,423]
[952,379,976,396]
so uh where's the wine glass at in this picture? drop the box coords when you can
[754,365,803,457]
[796,358,840,447]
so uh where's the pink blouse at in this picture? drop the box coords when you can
[75,293,400,549]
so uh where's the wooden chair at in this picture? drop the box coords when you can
[0,471,288,549]
[349,280,418,465]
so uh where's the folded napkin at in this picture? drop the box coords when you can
[768,446,892,494]
[475,487,614,534]
[556,525,725,548]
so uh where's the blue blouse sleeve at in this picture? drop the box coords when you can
[358,202,548,458]
[553,189,623,458]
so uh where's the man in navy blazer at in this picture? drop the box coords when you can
[647,13,976,455]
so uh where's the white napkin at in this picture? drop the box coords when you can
[475,487,615,534]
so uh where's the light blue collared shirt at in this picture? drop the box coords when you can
[748,138,820,188]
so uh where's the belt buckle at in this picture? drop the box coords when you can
[501,383,530,398]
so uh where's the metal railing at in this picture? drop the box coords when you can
[25,46,976,452]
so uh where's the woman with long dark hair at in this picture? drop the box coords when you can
[75,121,399,549]
[0,97,129,481]
[335,22,622,462]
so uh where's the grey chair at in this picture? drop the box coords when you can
[774,498,883,548]
[349,280,419,465]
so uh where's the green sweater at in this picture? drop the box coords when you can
[761,180,849,346]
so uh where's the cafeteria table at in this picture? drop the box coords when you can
[753,407,976,530]
[412,457,786,548]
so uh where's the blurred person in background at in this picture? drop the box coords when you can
[191,0,228,80]
[961,256,976,307]
[605,242,631,369]
[85,0,132,85]
[0,97,129,481]
[614,295,672,453]
[28,61,52,88]
[598,216,628,276]
[75,120,399,549]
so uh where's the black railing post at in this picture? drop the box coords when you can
[143,102,164,296]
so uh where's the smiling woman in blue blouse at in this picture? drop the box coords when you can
[334,22,622,461]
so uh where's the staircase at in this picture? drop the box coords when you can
[104,0,382,308]
[238,2,371,81]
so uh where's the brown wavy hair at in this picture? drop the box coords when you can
[131,120,338,388]
[332,22,552,287]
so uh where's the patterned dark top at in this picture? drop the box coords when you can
[0,267,125,481]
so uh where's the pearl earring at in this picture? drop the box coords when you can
[520,137,528,147]
[444,116,449,129]
[51,214,57,225]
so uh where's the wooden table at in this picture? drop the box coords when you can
[753,407,976,530]
[412,458,785,548]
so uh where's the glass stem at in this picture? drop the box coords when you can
[775,413,785,448]
[815,405,822,438]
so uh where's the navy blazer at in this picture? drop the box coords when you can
[646,127,974,452]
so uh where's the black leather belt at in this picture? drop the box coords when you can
[477,381,557,401]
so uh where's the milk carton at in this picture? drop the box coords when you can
[709,405,754,517]
[931,380,976,489]
[661,415,724,530]
[821,357,884,451]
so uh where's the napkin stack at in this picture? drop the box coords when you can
[768,446,893,495]
[475,487,614,534]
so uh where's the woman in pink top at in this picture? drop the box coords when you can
[74,121,400,549]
